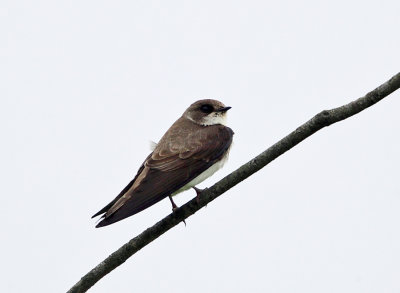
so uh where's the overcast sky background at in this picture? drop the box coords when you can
[2,1,400,292]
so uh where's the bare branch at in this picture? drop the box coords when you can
[67,72,400,293]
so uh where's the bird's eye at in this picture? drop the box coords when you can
[200,104,214,114]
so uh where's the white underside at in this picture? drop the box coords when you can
[172,152,229,196]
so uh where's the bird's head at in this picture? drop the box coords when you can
[183,99,231,126]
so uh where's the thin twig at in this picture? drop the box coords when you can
[67,72,400,293]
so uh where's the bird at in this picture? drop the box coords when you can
[92,99,234,227]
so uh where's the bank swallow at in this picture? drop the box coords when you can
[92,99,233,227]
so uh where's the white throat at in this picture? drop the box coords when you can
[185,112,227,126]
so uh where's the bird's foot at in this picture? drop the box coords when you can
[193,186,204,204]
[169,195,186,226]
[169,194,178,210]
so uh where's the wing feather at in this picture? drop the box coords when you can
[94,122,233,227]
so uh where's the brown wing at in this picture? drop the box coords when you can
[94,122,233,227]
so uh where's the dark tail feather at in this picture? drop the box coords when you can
[95,192,168,228]
[91,202,114,218]
[91,176,140,219]
[95,216,114,228]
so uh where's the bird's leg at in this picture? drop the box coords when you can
[168,195,186,226]
[168,194,178,211]
[193,186,204,204]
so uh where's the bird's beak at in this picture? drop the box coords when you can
[215,106,232,113]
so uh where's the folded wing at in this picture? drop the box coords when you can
[93,123,233,227]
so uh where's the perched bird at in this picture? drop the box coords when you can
[92,99,234,227]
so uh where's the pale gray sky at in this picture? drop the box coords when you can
[2,1,400,292]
